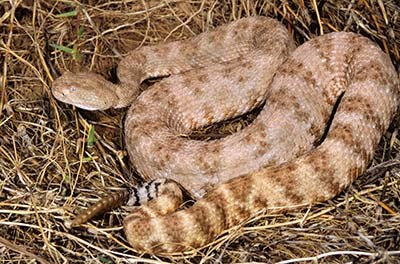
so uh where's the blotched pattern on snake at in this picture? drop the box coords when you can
[52,17,399,253]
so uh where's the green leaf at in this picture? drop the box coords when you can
[72,45,80,61]
[97,256,112,264]
[77,25,84,39]
[50,44,74,54]
[87,124,96,147]
[82,156,93,162]
[64,173,70,183]
[55,10,77,18]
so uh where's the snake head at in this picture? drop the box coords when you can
[52,71,119,110]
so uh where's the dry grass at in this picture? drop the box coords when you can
[0,0,399,263]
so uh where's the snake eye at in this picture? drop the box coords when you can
[69,86,77,92]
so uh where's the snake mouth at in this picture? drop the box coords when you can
[51,89,69,103]
[51,89,100,110]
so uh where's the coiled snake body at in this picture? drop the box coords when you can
[52,17,399,253]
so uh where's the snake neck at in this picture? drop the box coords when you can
[113,82,141,108]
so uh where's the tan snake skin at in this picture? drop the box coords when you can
[52,17,399,253]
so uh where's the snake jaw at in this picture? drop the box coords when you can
[52,71,120,110]
[52,87,105,111]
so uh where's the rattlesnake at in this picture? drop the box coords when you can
[52,17,399,253]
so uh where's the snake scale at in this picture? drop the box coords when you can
[52,17,399,253]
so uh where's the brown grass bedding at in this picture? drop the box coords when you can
[0,0,399,263]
